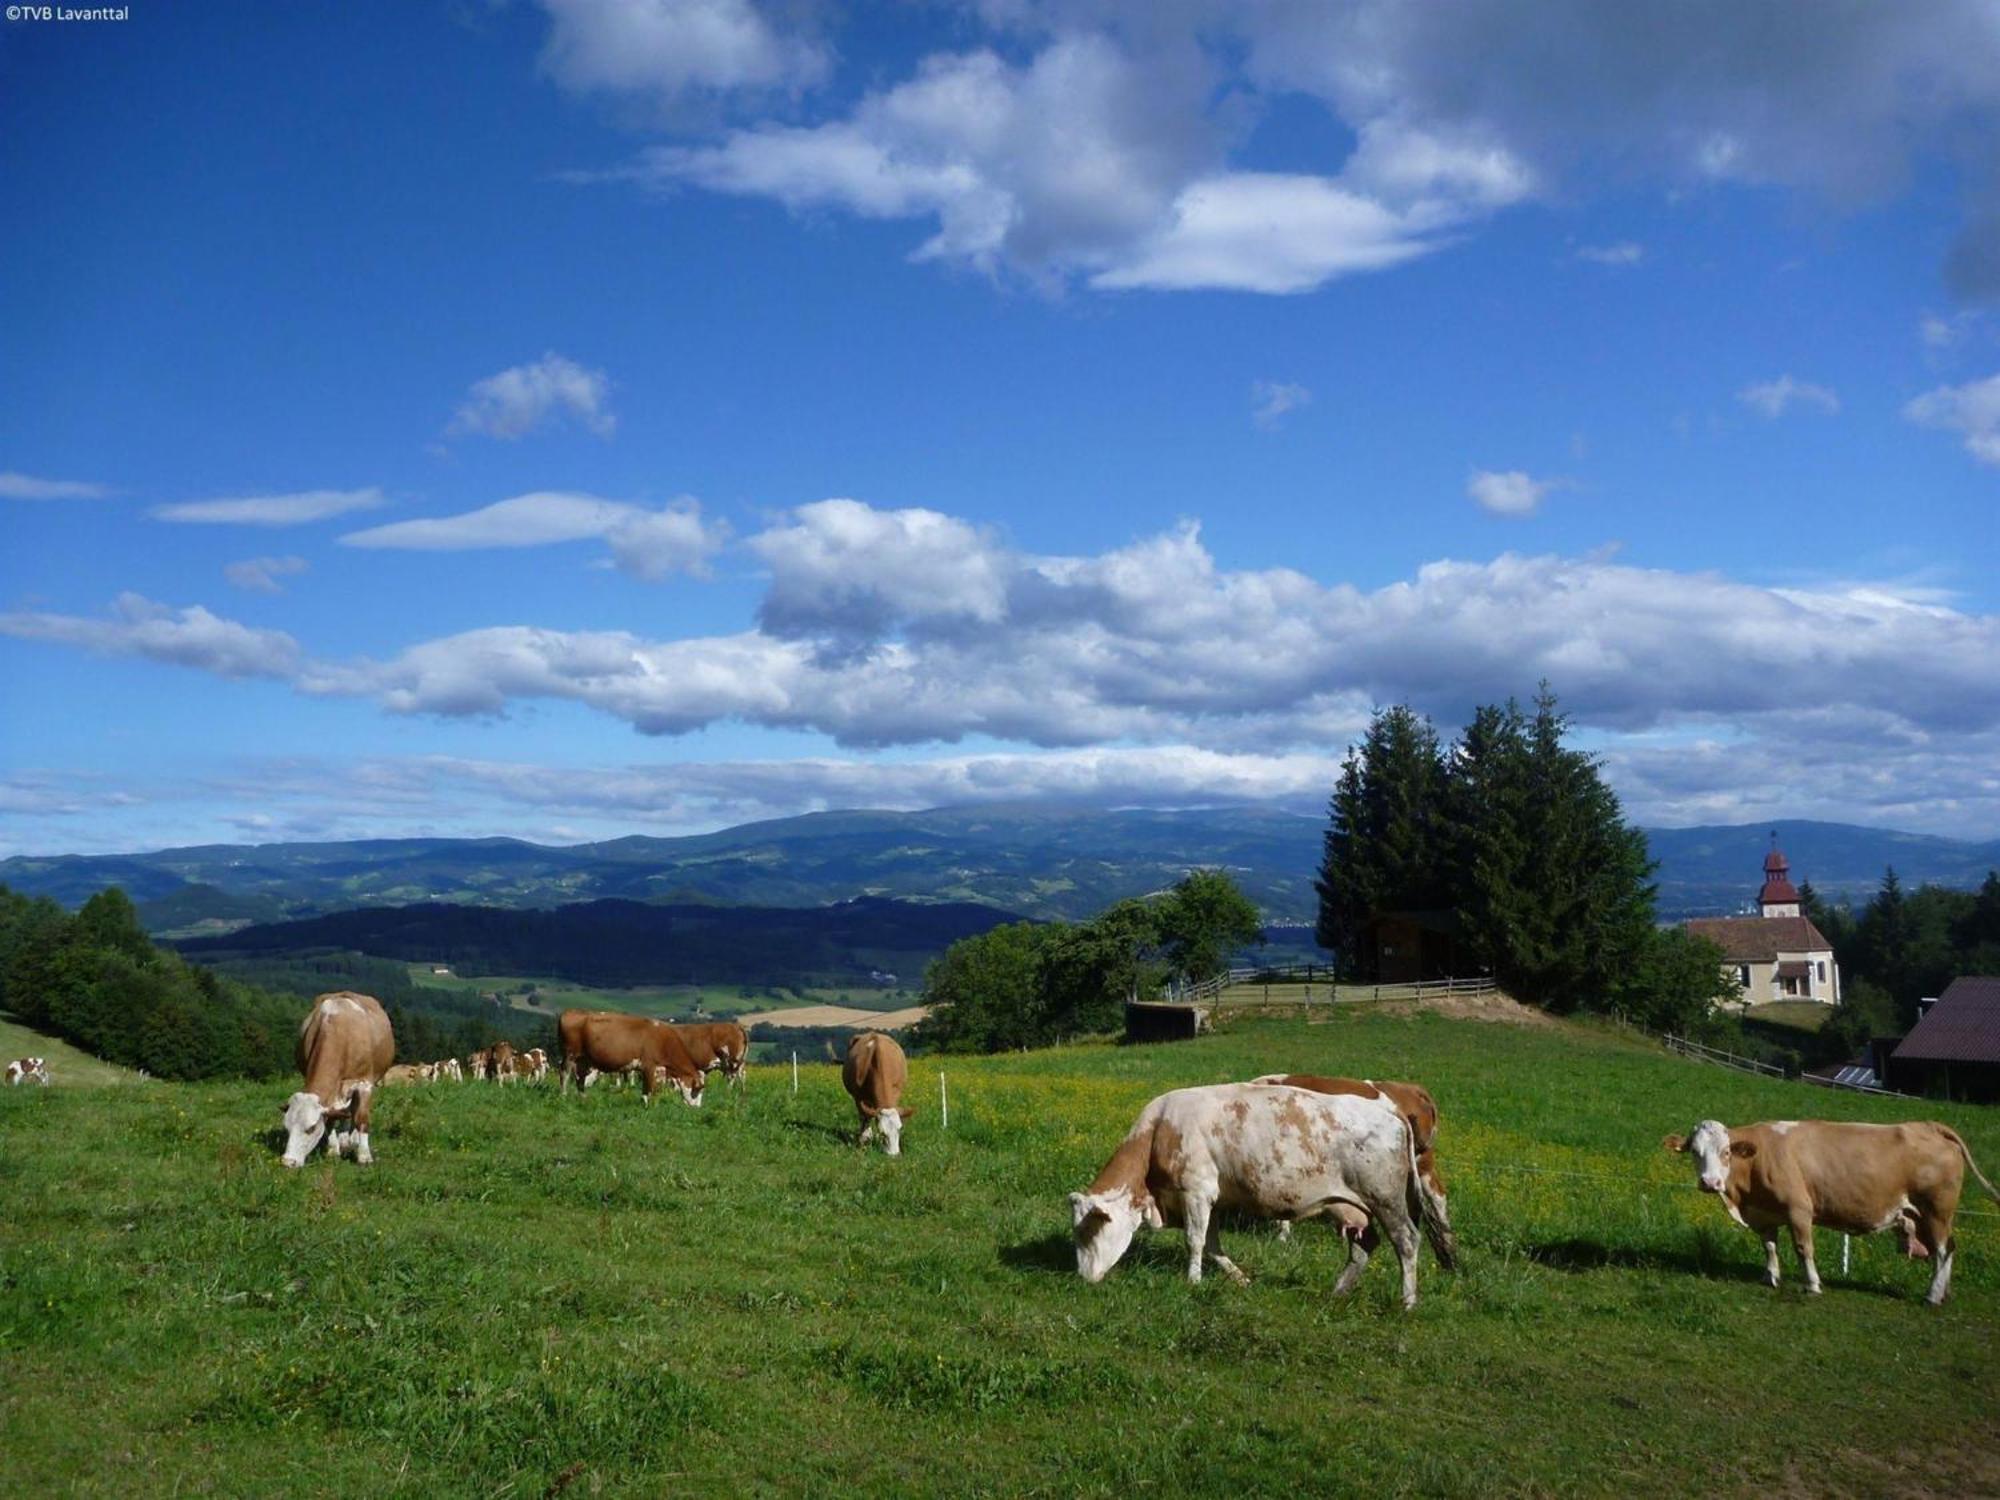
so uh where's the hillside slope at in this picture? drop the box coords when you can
[2,1010,1995,1497]
[0,1015,152,1087]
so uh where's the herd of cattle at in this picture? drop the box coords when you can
[144,988,2000,1308]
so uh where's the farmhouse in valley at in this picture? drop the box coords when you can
[1683,839,1840,1008]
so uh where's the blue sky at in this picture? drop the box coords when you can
[3,0,1998,854]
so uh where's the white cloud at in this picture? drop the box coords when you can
[536,0,828,105]
[1576,241,1644,266]
[0,593,301,679]
[447,353,615,441]
[1738,375,1841,419]
[1467,470,1558,517]
[151,488,386,526]
[552,1,2000,298]
[1250,380,1311,430]
[339,492,726,577]
[0,471,114,500]
[1904,372,2000,465]
[224,556,310,595]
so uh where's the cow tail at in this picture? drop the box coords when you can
[1403,1123,1459,1272]
[1944,1127,2000,1203]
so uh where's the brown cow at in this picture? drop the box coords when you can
[1251,1073,1458,1268]
[842,1032,913,1155]
[1665,1118,2000,1303]
[380,1063,429,1087]
[490,1040,519,1085]
[557,1008,704,1106]
[465,1048,492,1081]
[281,991,394,1168]
[673,1022,749,1088]
[516,1046,550,1083]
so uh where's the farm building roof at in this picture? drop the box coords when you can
[1682,915,1835,962]
[1892,976,2000,1064]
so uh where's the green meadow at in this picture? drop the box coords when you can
[2,1008,1997,1498]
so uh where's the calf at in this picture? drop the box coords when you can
[517,1046,549,1084]
[435,1057,464,1083]
[842,1032,913,1155]
[557,1008,704,1106]
[1070,1083,1425,1306]
[380,1063,429,1086]
[1251,1073,1458,1268]
[466,1048,492,1082]
[673,1022,749,1088]
[280,992,395,1168]
[1665,1118,2000,1303]
[490,1040,519,1085]
[6,1056,50,1086]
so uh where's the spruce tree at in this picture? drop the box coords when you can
[1314,705,1448,979]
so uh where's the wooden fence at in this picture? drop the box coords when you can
[1167,967,1497,1009]
[1662,1032,1913,1098]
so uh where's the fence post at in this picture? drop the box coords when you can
[940,1071,948,1131]
[792,1052,798,1094]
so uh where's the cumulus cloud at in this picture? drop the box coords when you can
[447,353,615,441]
[1739,375,1841,419]
[0,471,114,500]
[224,556,309,595]
[152,488,386,526]
[1467,470,1559,517]
[1904,372,2000,465]
[536,0,828,106]
[339,492,726,578]
[0,593,301,679]
[550,0,2000,296]
[1575,241,1644,266]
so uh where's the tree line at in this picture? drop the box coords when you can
[916,870,1263,1053]
[1313,689,1737,1031]
[0,883,546,1080]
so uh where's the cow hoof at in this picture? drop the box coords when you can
[1805,1284,1822,1296]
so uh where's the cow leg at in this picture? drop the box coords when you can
[1331,1234,1370,1296]
[1788,1214,1821,1294]
[351,1085,375,1165]
[1759,1229,1782,1288]
[1182,1193,1222,1284]
[1920,1220,1955,1305]
[1201,1213,1250,1286]
[1275,1220,1293,1244]
[1386,1214,1420,1311]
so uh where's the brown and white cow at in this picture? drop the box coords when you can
[6,1056,50,1086]
[842,1031,913,1155]
[516,1046,550,1084]
[1665,1118,2000,1303]
[434,1057,464,1083]
[466,1048,492,1081]
[557,1008,704,1106]
[1251,1073,1458,1268]
[490,1040,519,1085]
[1070,1083,1426,1306]
[674,1022,749,1089]
[380,1063,429,1087]
[280,991,395,1168]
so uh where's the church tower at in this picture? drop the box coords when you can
[1758,834,1801,918]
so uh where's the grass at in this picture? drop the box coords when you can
[0,1014,152,1087]
[1744,1001,1835,1033]
[2,1008,1997,1497]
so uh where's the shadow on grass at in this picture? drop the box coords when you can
[783,1119,858,1148]
[999,1233,1076,1275]
[1524,1237,1910,1299]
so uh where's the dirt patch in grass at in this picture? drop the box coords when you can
[1778,1439,2000,1500]
[1367,991,1560,1029]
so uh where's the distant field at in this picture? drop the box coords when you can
[740,1002,931,1030]
[0,1015,152,1088]
[403,967,845,1020]
[3,1009,1996,1497]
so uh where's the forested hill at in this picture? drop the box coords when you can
[175,896,1019,989]
[5,806,1997,933]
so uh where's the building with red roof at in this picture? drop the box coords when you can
[1681,837,1840,1008]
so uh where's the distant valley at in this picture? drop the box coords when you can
[3,805,1995,938]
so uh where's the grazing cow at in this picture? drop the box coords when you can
[466,1048,492,1081]
[490,1040,518,1085]
[674,1022,749,1088]
[517,1046,550,1083]
[557,1008,704,1106]
[1665,1119,2000,1303]
[841,1032,913,1155]
[1069,1083,1426,1307]
[280,992,395,1168]
[1251,1073,1458,1269]
[380,1063,429,1086]
[6,1056,50,1086]
[435,1057,464,1083]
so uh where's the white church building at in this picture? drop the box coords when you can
[1683,841,1841,1008]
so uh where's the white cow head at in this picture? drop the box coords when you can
[280,1091,328,1168]
[877,1107,903,1156]
[1665,1119,1748,1194]
[1069,1189,1162,1282]
[651,1066,704,1107]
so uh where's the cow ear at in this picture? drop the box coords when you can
[1730,1140,1757,1159]
[1662,1134,1685,1153]
[899,1104,917,1121]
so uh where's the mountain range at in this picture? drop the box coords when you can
[3,805,1995,935]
